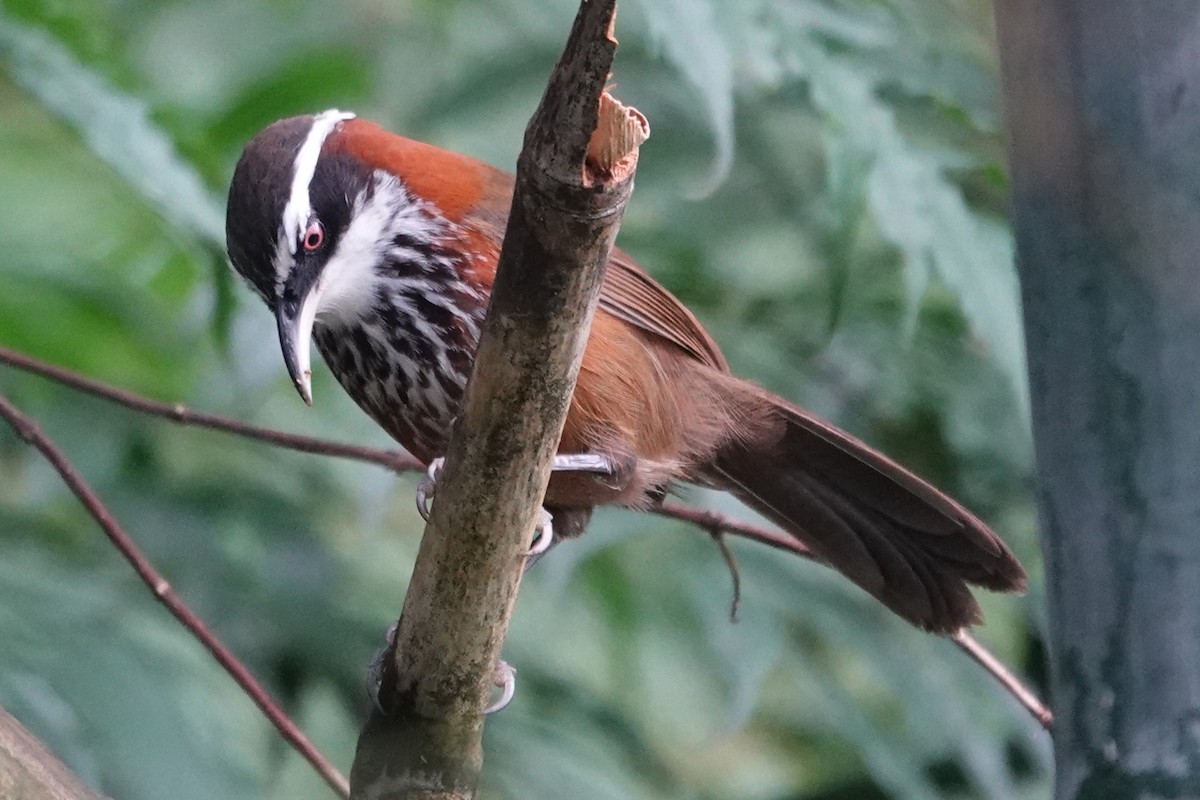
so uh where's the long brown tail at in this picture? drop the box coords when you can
[706,383,1027,634]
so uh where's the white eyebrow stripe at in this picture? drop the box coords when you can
[276,108,356,291]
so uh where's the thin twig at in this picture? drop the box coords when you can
[710,531,742,622]
[0,346,418,473]
[655,501,1053,730]
[0,394,351,799]
[667,498,750,621]
[0,346,1053,731]
[655,501,817,561]
[953,629,1054,729]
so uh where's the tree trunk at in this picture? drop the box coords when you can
[993,1,1200,797]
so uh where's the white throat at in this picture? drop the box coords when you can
[308,171,445,330]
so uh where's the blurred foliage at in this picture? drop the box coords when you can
[0,0,1049,798]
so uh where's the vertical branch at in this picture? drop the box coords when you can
[349,2,647,798]
[0,706,111,800]
[995,1,1200,796]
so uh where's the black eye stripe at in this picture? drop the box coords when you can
[304,153,367,252]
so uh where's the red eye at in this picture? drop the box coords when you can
[303,221,324,252]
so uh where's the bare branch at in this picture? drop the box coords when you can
[654,500,817,561]
[655,501,1053,729]
[0,394,350,799]
[0,345,1052,731]
[0,345,418,472]
[953,630,1054,729]
[711,532,743,622]
[0,343,1051,731]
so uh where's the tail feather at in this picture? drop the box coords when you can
[799,469,949,624]
[708,384,1026,633]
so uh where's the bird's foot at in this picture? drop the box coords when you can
[415,453,623,557]
[529,507,554,557]
[367,622,517,715]
[418,453,622,521]
[485,660,517,714]
[415,457,443,521]
[366,621,399,714]
[418,458,550,556]
[548,452,623,482]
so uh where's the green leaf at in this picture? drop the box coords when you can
[0,11,225,248]
[637,0,735,196]
[790,39,1028,416]
[0,545,267,800]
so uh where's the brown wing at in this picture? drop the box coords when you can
[452,149,726,371]
[464,171,729,373]
[599,249,729,372]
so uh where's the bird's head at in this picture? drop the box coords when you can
[228,108,489,406]
[225,110,372,404]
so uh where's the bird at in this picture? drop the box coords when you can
[225,109,1026,635]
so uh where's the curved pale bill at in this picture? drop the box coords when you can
[276,108,355,405]
[278,283,325,406]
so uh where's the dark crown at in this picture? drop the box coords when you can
[225,115,313,302]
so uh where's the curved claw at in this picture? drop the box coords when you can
[367,621,400,714]
[415,457,444,521]
[484,660,517,714]
[527,508,554,557]
[369,620,516,716]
